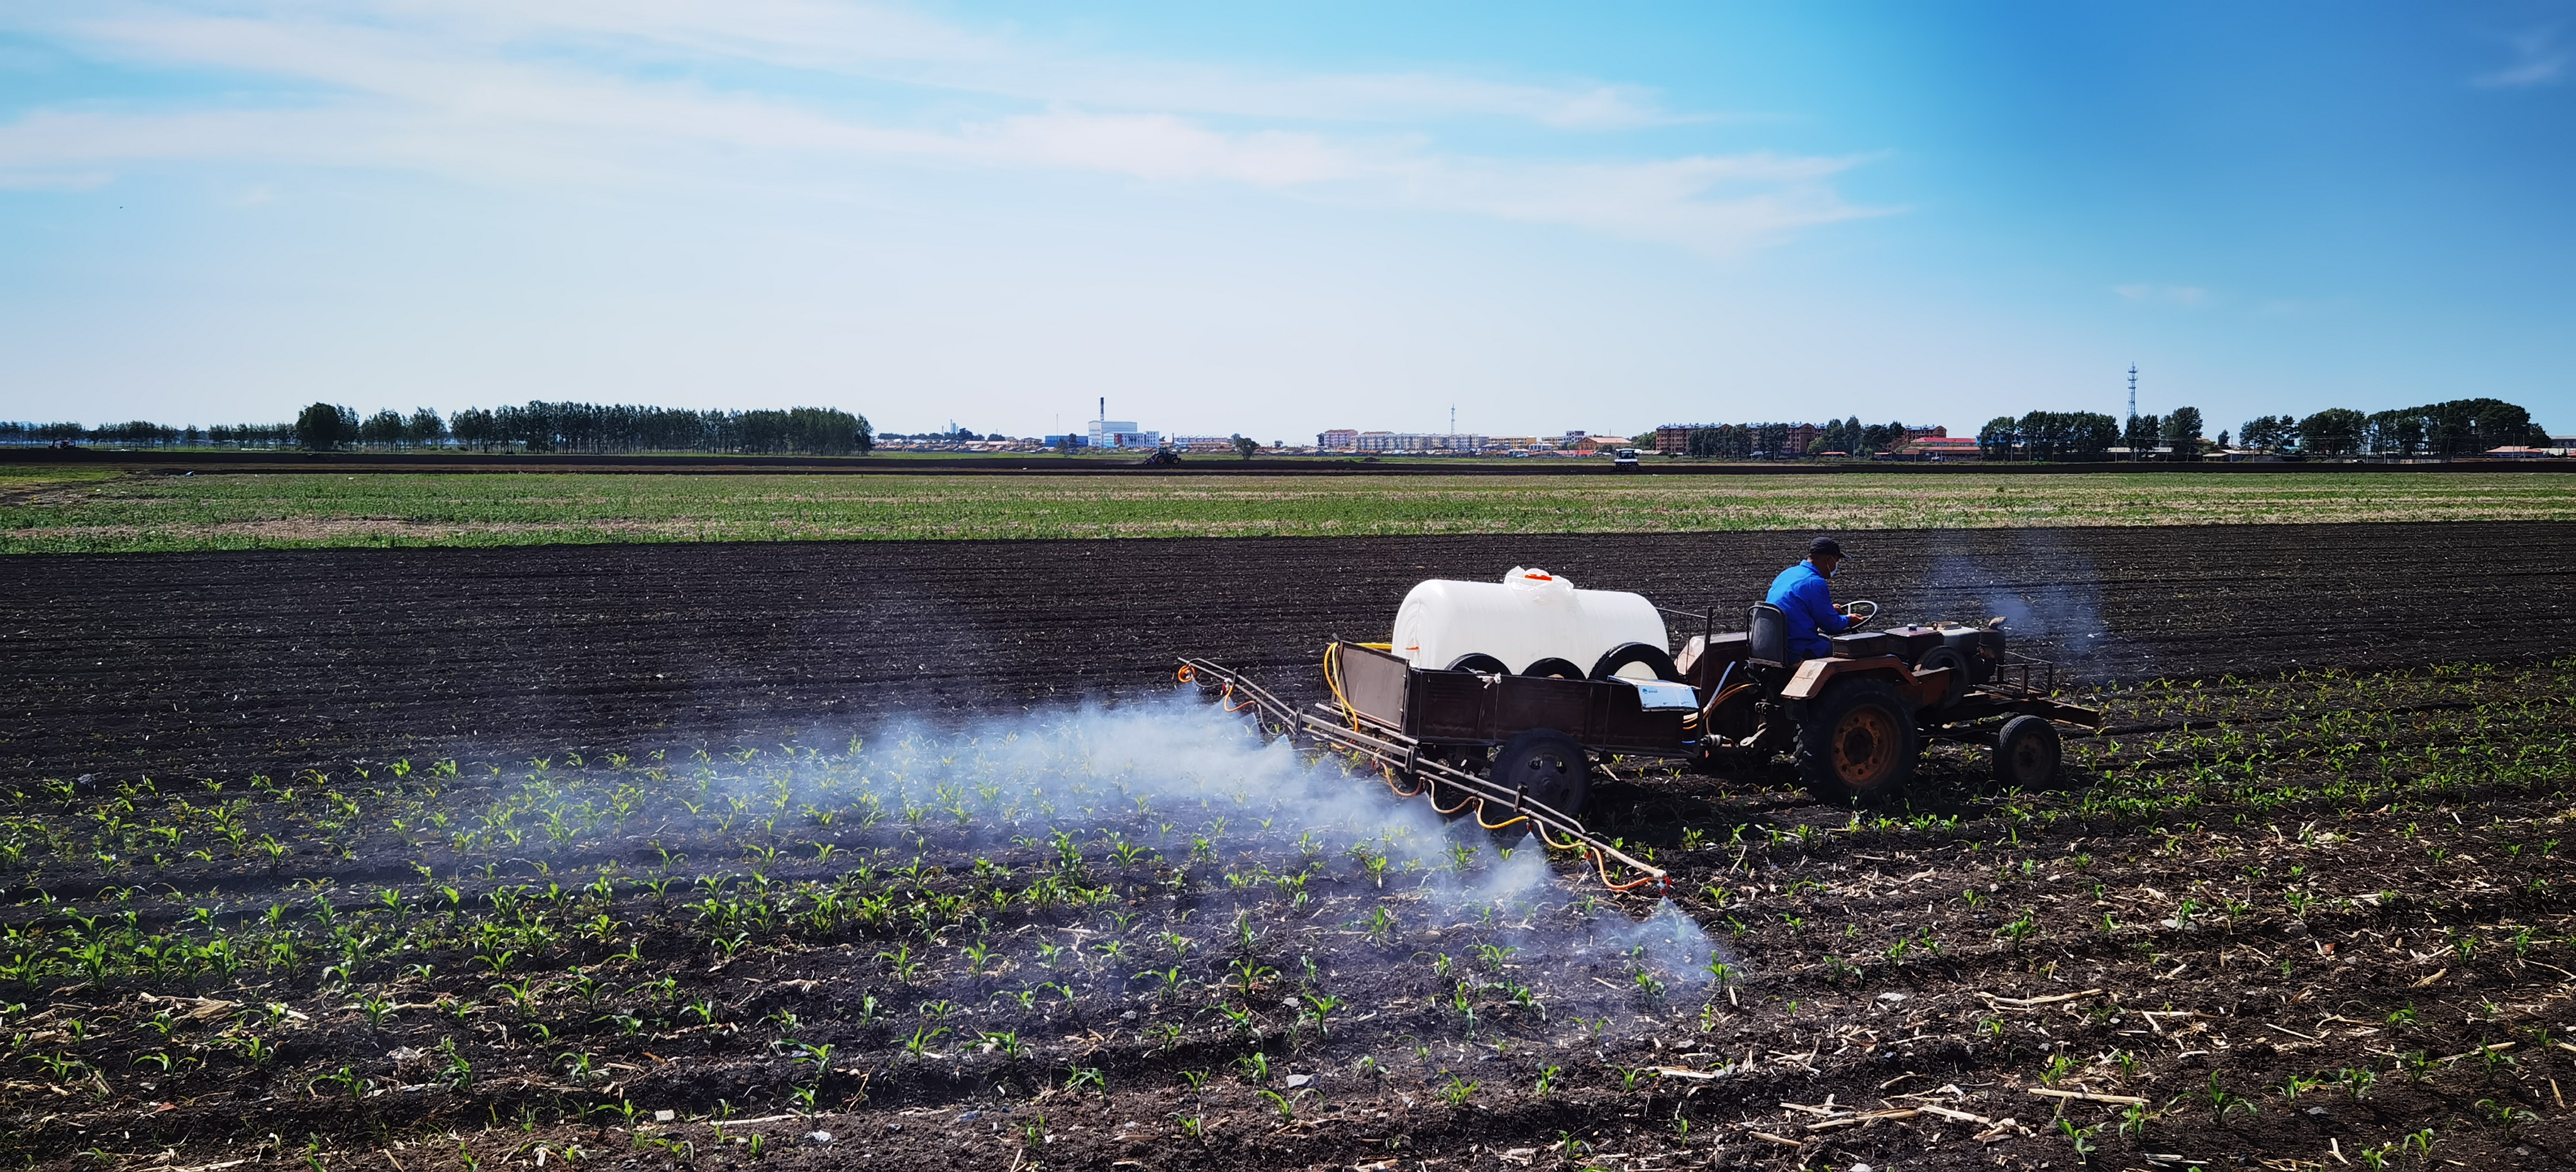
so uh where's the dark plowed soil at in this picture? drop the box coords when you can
[4,522,2571,782]
[3,523,2575,1172]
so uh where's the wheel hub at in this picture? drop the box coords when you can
[1832,707,1896,787]
[2012,739,2048,772]
[1518,753,1574,807]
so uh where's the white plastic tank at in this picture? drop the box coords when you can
[1390,567,1670,678]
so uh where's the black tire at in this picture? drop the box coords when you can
[1519,657,1585,680]
[1914,645,1973,708]
[1446,653,1511,675]
[1994,715,2062,787]
[1794,678,1919,803]
[1589,642,1682,682]
[1492,727,1591,817]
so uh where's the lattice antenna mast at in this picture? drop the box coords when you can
[2128,364,2138,419]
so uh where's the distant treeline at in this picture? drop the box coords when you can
[2227,399,2547,459]
[1977,411,2146,462]
[1976,398,2550,461]
[2,401,874,456]
[1677,418,1919,458]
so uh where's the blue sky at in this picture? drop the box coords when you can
[2,1,2570,440]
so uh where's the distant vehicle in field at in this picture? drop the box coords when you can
[1611,448,1640,467]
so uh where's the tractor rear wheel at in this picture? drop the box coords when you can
[1492,727,1591,817]
[1993,715,2062,787]
[1795,679,1919,802]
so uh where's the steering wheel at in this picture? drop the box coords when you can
[1843,599,1880,629]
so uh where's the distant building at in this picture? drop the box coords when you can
[1085,419,1164,449]
[1321,428,1488,453]
[1169,435,1239,453]
[1907,436,1981,458]
[1355,432,1485,453]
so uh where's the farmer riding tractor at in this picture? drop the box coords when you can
[1681,597,2090,802]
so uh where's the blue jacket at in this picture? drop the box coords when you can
[1764,560,1850,661]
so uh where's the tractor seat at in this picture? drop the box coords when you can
[1746,602,1790,668]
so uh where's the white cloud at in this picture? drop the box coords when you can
[0,1,1882,254]
[0,165,112,190]
[2114,283,2209,307]
[325,1,1684,128]
[2473,24,2567,89]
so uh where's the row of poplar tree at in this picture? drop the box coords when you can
[0,401,875,456]
[1675,419,1920,458]
[1975,397,2547,461]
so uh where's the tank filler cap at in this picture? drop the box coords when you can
[1504,567,1577,602]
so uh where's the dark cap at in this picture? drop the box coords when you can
[1807,536,1845,558]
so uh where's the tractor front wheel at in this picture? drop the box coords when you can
[1993,715,2063,787]
[1795,679,1919,803]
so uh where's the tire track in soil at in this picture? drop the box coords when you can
[1,521,2568,782]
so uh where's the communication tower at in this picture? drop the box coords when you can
[2127,365,2138,419]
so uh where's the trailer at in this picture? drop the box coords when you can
[1175,656,1673,893]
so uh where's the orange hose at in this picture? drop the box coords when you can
[1176,663,1196,683]
[1589,848,1663,892]
[1428,786,1479,816]
[1377,771,1424,799]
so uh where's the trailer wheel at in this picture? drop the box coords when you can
[1446,653,1511,675]
[1519,658,1585,680]
[1492,727,1591,817]
[1796,679,1918,802]
[1589,642,1682,682]
[1993,715,2062,787]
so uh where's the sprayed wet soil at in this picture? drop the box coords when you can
[1,522,2574,1170]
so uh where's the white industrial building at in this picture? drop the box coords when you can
[1087,418,1163,450]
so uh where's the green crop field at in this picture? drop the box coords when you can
[3,468,2572,552]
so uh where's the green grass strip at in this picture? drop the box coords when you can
[4,471,2573,552]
